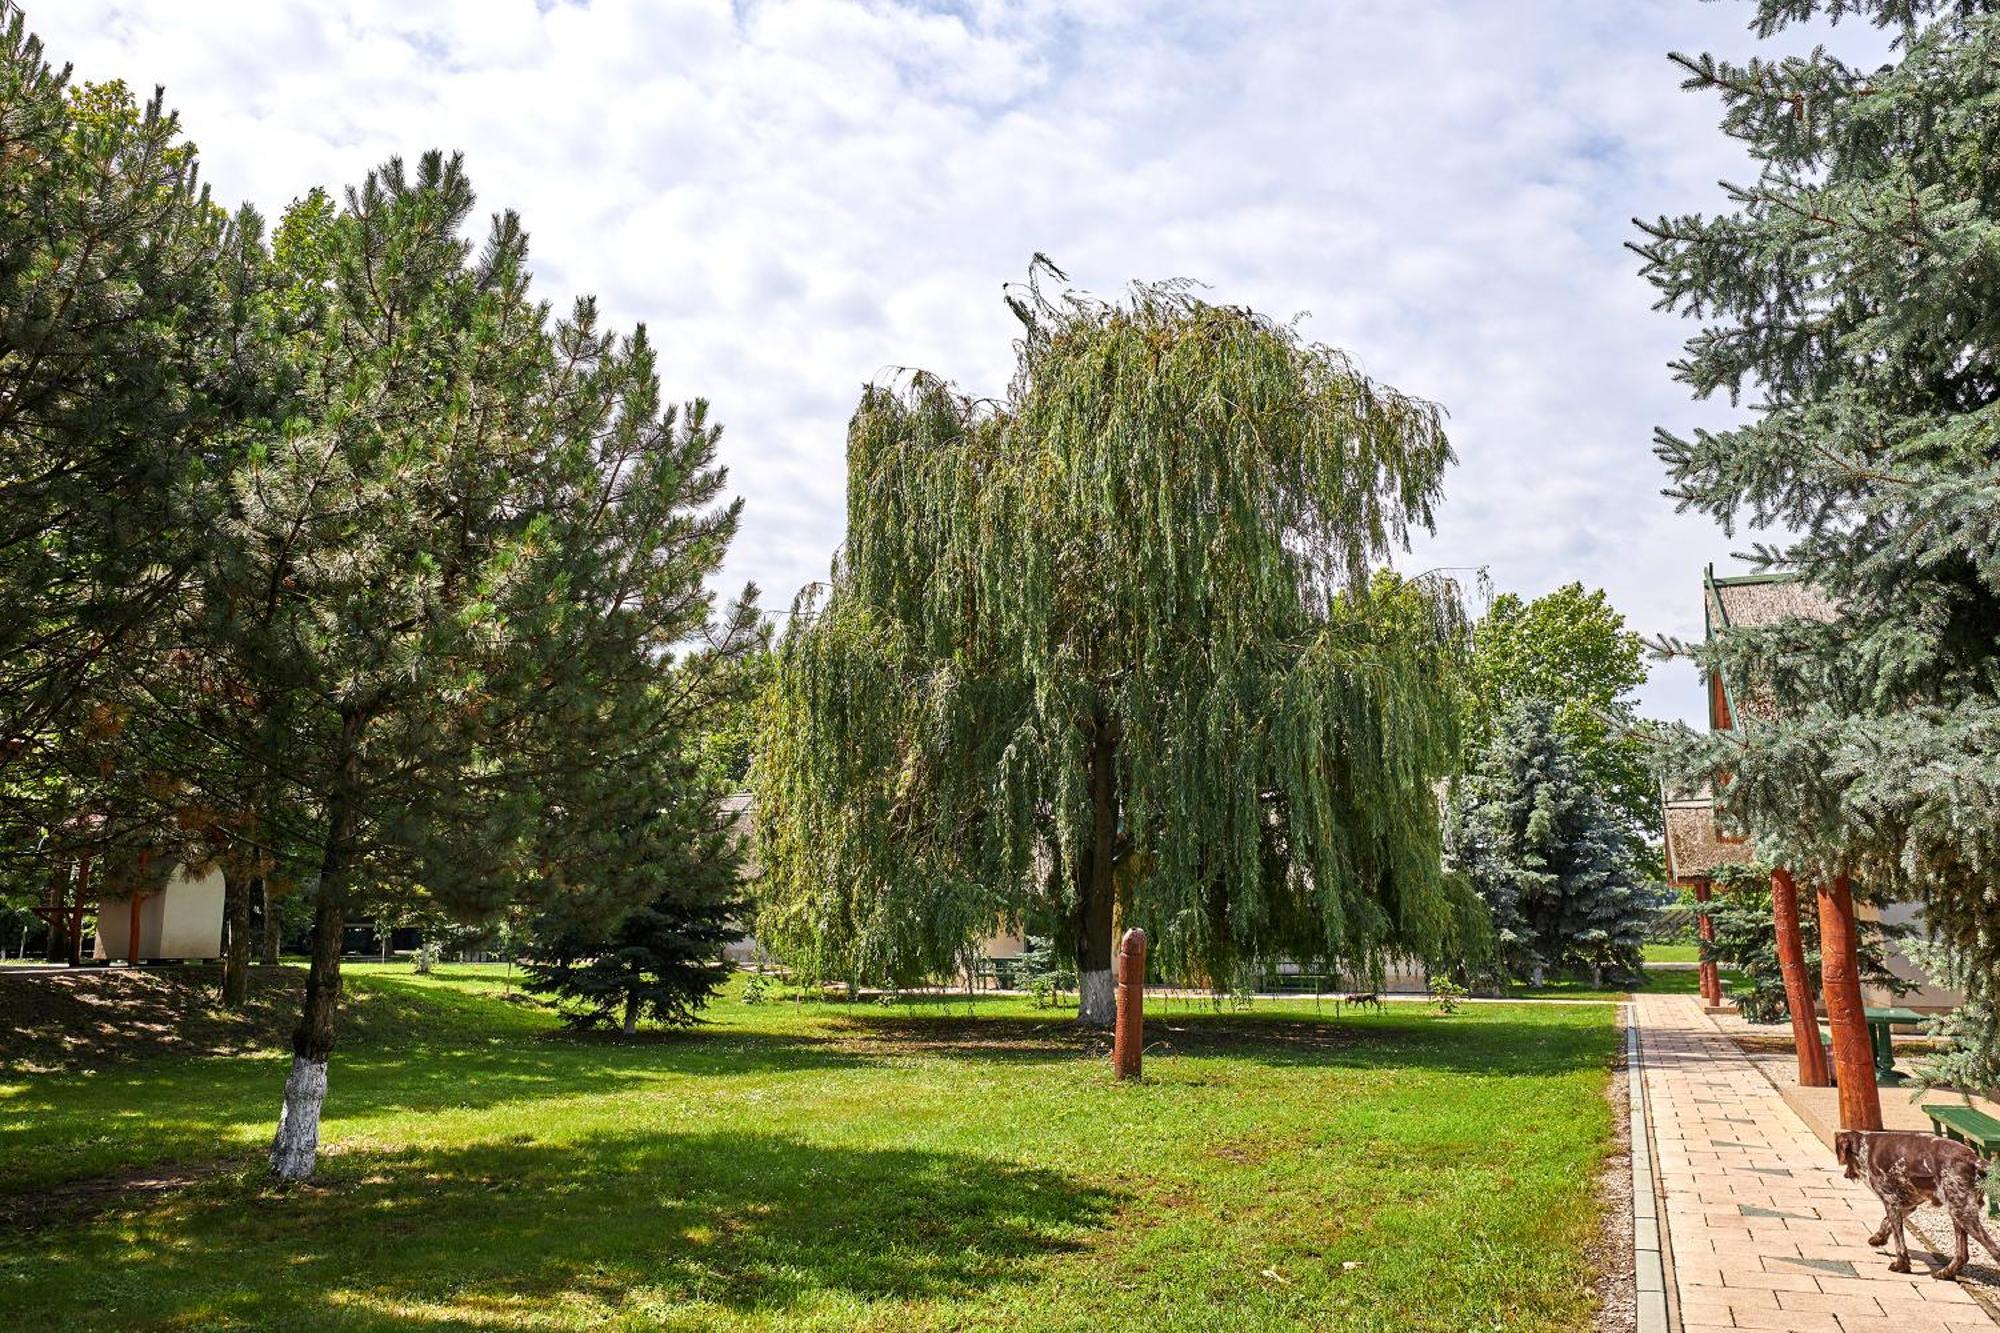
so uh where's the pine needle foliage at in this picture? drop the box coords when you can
[757,262,1471,1015]
[1451,700,1652,986]
[1635,1,2000,975]
[0,13,256,866]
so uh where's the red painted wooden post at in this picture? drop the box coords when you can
[1818,871,1882,1130]
[1113,927,1147,1080]
[1770,868,1829,1087]
[1694,881,1720,1006]
[127,892,144,964]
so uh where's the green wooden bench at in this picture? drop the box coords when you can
[1923,1103,2000,1217]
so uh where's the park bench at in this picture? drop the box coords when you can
[1922,1103,2000,1216]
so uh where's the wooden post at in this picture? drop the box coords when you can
[1694,881,1720,1006]
[1817,871,1882,1130]
[1769,868,1830,1087]
[69,854,91,968]
[1113,927,1147,1080]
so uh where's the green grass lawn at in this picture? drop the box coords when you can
[1641,944,1700,965]
[1,966,1620,1332]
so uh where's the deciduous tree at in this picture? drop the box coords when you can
[757,263,1471,1023]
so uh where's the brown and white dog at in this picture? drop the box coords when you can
[1835,1129,1999,1280]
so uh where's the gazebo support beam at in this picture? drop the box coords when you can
[1817,871,1881,1129]
[1694,881,1720,1006]
[1770,868,1829,1087]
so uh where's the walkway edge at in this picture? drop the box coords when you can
[1628,1011,1675,1333]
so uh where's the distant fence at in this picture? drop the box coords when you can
[1649,906,1700,944]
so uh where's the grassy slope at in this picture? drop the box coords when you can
[1,967,1618,1332]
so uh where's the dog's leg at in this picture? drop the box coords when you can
[1934,1223,1969,1281]
[1867,1210,1893,1248]
[1943,1172,2000,1266]
[1888,1204,1915,1273]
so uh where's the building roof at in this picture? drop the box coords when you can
[1666,568,1837,884]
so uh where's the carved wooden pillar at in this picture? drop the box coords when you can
[1694,881,1720,1006]
[1769,868,1829,1086]
[1113,928,1147,1080]
[1817,871,1882,1130]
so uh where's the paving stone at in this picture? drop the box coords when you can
[1630,993,2000,1332]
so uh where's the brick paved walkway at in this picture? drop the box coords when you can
[1634,992,1997,1332]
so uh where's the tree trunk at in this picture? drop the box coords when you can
[271,787,355,1182]
[622,991,640,1036]
[1817,871,1882,1131]
[1530,961,1545,988]
[221,870,253,1009]
[260,882,282,963]
[1770,868,1829,1087]
[1074,722,1118,1026]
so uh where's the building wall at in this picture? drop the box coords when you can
[1861,899,1960,1012]
[94,864,225,961]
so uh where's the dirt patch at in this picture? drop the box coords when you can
[1591,1017,1636,1333]
[0,966,295,1073]
[0,965,494,1073]
[0,1155,254,1233]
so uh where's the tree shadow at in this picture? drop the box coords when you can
[810,1007,1611,1078]
[7,1130,1119,1328]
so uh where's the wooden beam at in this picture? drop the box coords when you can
[1817,871,1882,1130]
[1694,881,1721,1006]
[1770,868,1829,1087]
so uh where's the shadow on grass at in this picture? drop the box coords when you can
[5,1130,1118,1329]
[806,1006,1609,1078]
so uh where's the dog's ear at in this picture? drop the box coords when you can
[1834,1131,1857,1167]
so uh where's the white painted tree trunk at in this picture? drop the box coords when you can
[1078,968,1115,1026]
[270,1055,328,1181]
[1530,962,1545,988]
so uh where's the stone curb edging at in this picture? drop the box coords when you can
[1628,1011,1675,1333]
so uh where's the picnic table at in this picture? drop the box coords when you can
[1864,1006,1924,1085]
[1814,1007,1925,1085]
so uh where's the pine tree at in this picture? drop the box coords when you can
[0,13,265,914]
[1454,701,1651,986]
[757,261,1472,1024]
[186,154,758,1179]
[1634,3,2000,1010]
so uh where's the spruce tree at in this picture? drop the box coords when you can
[1453,700,1650,986]
[1634,2,2000,1006]
[522,773,746,1035]
[1700,867,1906,1021]
[757,261,1471,1023]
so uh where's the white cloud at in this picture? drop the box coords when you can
[35,0,1870,726]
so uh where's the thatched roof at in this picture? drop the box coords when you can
[1662,786,1753,885]
[1664,569,1838,883]
[1708,574,1837,632]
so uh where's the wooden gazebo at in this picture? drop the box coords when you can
[1659,567,1881,1131]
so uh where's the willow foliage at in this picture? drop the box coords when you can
[757,265,1472,1008]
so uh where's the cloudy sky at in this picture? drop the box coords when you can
[41,0,1871,725]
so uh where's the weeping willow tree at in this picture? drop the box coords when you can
[756,263,1473,1023]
